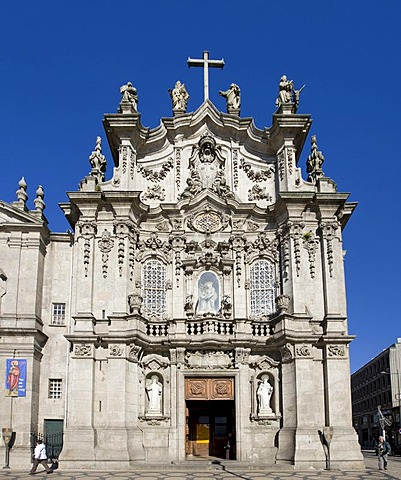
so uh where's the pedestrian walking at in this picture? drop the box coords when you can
[377,435,391,470]
[29,439,53,474]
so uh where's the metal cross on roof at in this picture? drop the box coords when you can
[187,50,225,102]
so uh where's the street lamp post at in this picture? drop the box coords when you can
[380,370,401,444]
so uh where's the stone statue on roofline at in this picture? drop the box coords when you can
[219,83,241,115]
[275,75,305,113]
[119,82,138,113]
[168,80,189,114]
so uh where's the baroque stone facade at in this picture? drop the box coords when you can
[0,68,363,470]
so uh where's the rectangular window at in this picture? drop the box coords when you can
[48,379,62,399]
[51,303,66,325]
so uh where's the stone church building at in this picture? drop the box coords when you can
[0,55,364,469]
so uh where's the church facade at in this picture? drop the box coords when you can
[0,58,364,469]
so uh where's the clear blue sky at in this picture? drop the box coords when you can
[1,1,400,372]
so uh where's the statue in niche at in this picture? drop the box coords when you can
[257,376,273,415]
[119,82,138,111]
[196,272,219,314]
[168,81,189,112]
[219,83,241,113]
[146,375,163,414]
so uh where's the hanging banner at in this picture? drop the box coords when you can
[5,359,27,397]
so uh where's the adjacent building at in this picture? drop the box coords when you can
[351,338,401,448]
[0,56,364,469]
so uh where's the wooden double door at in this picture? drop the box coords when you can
[185,400,235,459]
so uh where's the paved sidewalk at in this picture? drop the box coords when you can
[0,451,400,480]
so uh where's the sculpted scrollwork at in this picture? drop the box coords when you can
[74,344,92,357]
[327,344,346,357]
[295,345,311,357]
[142,184,166,202]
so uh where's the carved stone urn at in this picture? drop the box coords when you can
[275,294,290,313]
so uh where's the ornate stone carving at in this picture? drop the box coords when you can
[156,221,170,232]
[186,351,234,369]
[249,233,279,262]
[77,220,97,277]
[138,158,173,183]
[232,149,239,189]
[89,136,106,184]
[287,148,295,176]
[306,135,325,184]
[109,345,124,357]
[288,221,305,277]
[98,229,114,278]
[230,235,246,287]
[240,157,273,182]
[327,345,346,357]
[303,231,319,279]
[128,344,142,362]
[136,233,172,263]
[250,355,280,371]
[276,294,290,313]
[74,344,92,357]
[180,133,234,200]
[277,149,285,181]
[219,83,241,114]
[257,376,273,415]
[295,345,311,357]
[247,221,259,232]
[175,148,181,189]
[235,347,251,365]
[128,293,142,314]
[280,343,293,362]
[142,184,166,201]
[320,221,339,277]
[119,82,138,113]
[114,221,131,277]
[188,211,222,233]
[248,184,272,202]
[141,353,170,372]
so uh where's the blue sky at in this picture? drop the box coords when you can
[1,1,400,372]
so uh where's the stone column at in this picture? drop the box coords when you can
[323,343,364,469]
[62,344,96,467]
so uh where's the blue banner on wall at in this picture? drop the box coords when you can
[5,359,27,397]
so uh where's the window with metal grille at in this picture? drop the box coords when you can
[51,303,65,325]
[142,260,167,315]
[48,379,62,399]
[250,260,275,316]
